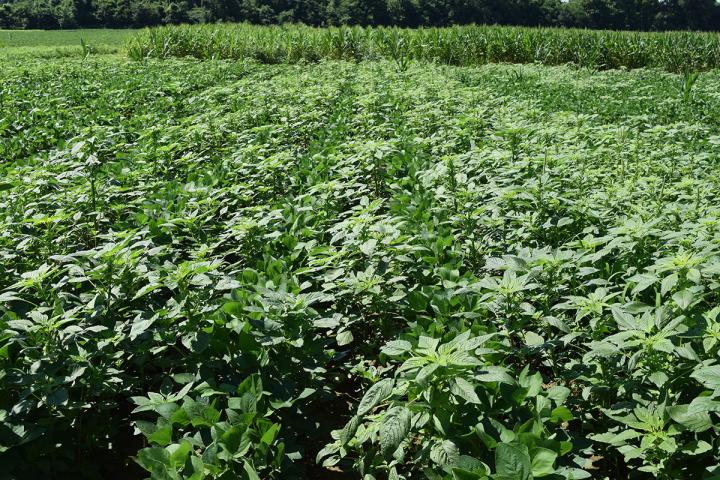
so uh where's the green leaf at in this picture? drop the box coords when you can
[475,366,516,384]
[447,350,481,366]
[136,447,172,472]
[688,396,720,415]
[243,461,261,480]
[260,422,280,446]
[188,456,205,480]
[357,378,394,415]
[668,404,713,432]
[156,402,180,420]
[691,365,720,390]
[682,440,712,456]
[416,363,440,385]
[672,289,695,310]
[546,386,571,404]
[611,306,636,330]
[518,368,542,397]
[629,273,658,295]
[148,425,173,446]
[219,423,250,455]
[589,429,641,446]
[341,415,361,445]
[407,290,428,311]
[549,406,573,423]
[359,239,377,255]
[451,468,487,480]
[388,466,400,480]
[530,447,557,477]
[186,400,221,427]
[380,407,411,456]
[452,377,481,404]
[418,336,441,352]
[168,440,192,467]
[451,455,490,479]
[687,268,702,284]
[130,318,156,340]
[381,339,412,356]
[46,388,69,406]
[430,439,460,466]
[495,443,531,480]
[648,371,669,387]
[524,331,544,346]
[557,217,574,227]
[337,330,354,346]
[661,273,679,296]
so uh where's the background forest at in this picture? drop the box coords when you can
[1,0,719,32]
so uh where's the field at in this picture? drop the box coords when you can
[0,28,132,58]
[0,28,132,47]
[128,24,720,72]
[3,27,720,480]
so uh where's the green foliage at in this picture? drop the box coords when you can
[128,24,720,72]
[4,50,720,480]
[2,0,720,30]
[321,333,577,479]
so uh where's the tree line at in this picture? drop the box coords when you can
[0,0,718,31]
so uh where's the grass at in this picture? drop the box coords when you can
[0,28,135,58]
[128,23,720,71]
[0,28,133,47]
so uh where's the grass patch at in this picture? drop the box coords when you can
[0,28,134,47]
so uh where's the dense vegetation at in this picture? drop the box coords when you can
[127,24,720,72]
[4,30,720,478]
[2,0,720,31]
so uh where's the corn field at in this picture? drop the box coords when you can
[127,23,720,72]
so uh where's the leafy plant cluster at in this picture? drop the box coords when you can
[3,53,720,480]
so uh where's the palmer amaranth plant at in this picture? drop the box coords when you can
[3,26,720,480]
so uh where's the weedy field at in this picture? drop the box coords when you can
[3,27,720,480]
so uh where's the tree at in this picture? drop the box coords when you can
[330,0,391,25]
[163,1,189,23]
[55,0,78,27]
[0,0,719,31]
[133,1,163,26]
